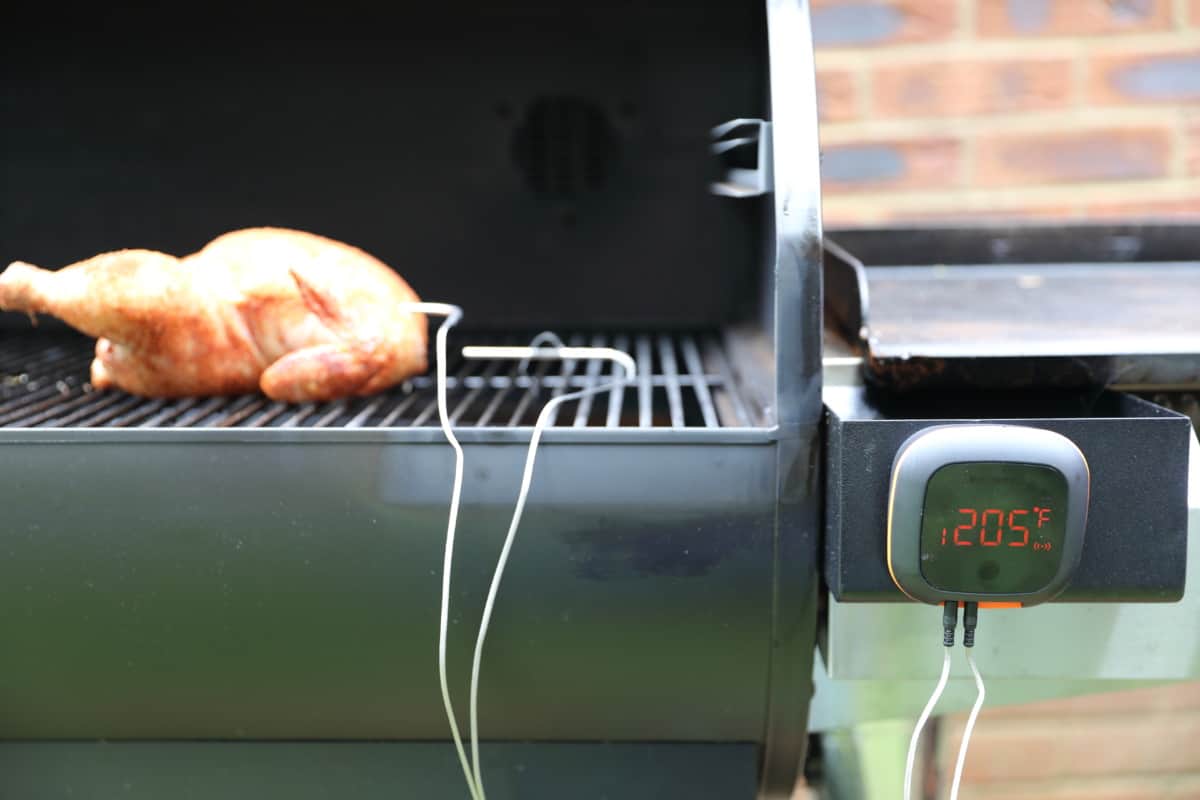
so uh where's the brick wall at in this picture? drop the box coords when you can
[936,682,1200,799]
[810,3,1200,798]
[812,0,1200,226]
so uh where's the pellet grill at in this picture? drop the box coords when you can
[0,1,822,798]
[4,2,1198,799]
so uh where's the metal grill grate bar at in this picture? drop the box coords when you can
[413,360,473,427]
[109,398,169,428]
[251,402,292,428]
[657,334,685,429]
[542,334,582,427]
[400,374,716,391]
[74,394,148,427]
[680,336,720,428]
[0,346,87,381]
[215,397,267,428]
[572,334,607,427]
[449,356,505,425]
[41,392,129,428]
[0,332,752,430]
[378,390,422,428]
[0,384,77,426]
[172,397,229,428]
[346,397,386,429]
[506,357,553,427]
[706,335,751,427]
[311,400,351,428]
[276,403,316,428]
[606,334,630,428]
[138,398,199,428]
[635,335,653,428]
[8,392,84,427]
[474,356,521,427]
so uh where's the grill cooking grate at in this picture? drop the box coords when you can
[0,332,752,429]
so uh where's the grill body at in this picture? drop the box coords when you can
[0,1,825,797]
[0,336,784,745]
[0,430,778,742]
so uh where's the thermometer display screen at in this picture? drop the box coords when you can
[919,462,1069,594]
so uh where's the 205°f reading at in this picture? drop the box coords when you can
[918,462,1070,595]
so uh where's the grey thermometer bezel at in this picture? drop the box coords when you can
[887,425,1090,606]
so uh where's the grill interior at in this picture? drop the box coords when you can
[0,332,753,430]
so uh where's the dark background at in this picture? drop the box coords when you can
[2,2,767,331]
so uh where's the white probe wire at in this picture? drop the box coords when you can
[398,301,482,800]
[460,342,637,800]
[904,646,953,800]
[949,649,987,800]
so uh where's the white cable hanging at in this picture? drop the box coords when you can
[460,340,637,799]
[398,302,482,800]
[904,645,953,800]
[949,649,986,800]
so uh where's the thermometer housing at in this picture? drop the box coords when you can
[887,425,1090,606]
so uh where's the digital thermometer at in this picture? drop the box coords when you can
[887,425,1090,606]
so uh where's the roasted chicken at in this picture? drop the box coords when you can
[0,228,427,403]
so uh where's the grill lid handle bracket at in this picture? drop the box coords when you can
[709,119,774,198]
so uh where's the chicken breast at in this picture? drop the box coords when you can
[0,228,427,402]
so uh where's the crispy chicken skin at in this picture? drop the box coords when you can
[0,228,427,402]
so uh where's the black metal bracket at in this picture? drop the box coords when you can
[824,389,1191,603]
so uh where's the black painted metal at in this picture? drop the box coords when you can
[829,223,1200,267]
[755,1,826,794]
[0,435,779,741]
[1,1,767,333]
[824,389,1192,603]
[0,742,759,800]
[825,224,1200,391]
[0,1,827,797]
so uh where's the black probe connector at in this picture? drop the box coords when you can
[963,602,979,648]
[942,601,960,646]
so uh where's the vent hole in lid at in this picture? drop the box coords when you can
[511,96,619,197]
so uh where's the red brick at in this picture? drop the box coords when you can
[984,682,1200,717]
[939,712,1200,782]
[1188,112,1200,175]
[811,0,957,49]
[789,783,818,800]
[816,69,858,122]
[879,205,1076,223]
[821,137,963,192]
[1084,197,1200,219]
[873,58,1072,117]
[821,202,886,227]
[954,775,1200,800]
[974,128,1170,186]
[825,204,1077,226]
[1089,48,1200,105]
[978,0,1172,37]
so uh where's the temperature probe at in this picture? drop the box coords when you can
[888,425,1091,607]
[890,425,1091,800]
